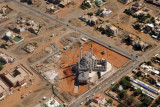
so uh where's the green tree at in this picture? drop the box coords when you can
[44,104,49,107]
[107,98,113,104]
[1,44,6,48]
[148,78,156,85]
[0,65,3,71]
[126,96,135,105]
[119,90,127,99]
[136,71,142,77]
[134,88,142,96]
[87,12,93,16]
[119,78,132,89]
[143,95,152,106]
[151,103,158,107]
[85,99,93,106]
[117,104,124,107]
[145,61,152,66]
[112,83,119,92]
[95,0,101,6]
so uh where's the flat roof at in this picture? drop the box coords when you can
[0,79,9,93]
[5,67,28,84]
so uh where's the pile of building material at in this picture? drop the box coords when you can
[43,70,58,83]
[60,33,80,46]
[123,34,149,51]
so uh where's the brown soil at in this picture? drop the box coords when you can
[58,41,130,97]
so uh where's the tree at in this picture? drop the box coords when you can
[0,65,3,71]
[117,104,124,107]
[96,9,101,16]
[126,96,135,105]
[119,90,127,99]
[107,98,113,104]
[151,103,158,107]
[112,83,119,92]
[1,44,6,48]
[125,76,130,81]
[119,78,132,89]
[136,71,142,77]
[134,88,142,96]
[148,78,156,85]
[87,12,93,16]
[43,104,49,107]
[143,95,152,106]
[85,99,93,106]
[145,61,152,66]
[95,0,101,6]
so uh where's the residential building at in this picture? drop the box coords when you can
[98,22,119,36]
[0,52,14,64]
[0,14,8,23]
[59,0,71,7]
[79,15,99,26]
[155,16,160,25]
[0,5,11,15]
[118,0,133,4]
[131,2,146,11]
[125,34,148,51]
[99,7,112,17]
[133,10,148,17]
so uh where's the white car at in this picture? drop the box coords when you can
[111,82,115,85]
[80,102,83,105]
[81,37,88,42]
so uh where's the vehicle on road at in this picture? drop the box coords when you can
[111,82,115,85]
[80,102,83,105]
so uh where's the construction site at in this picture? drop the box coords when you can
[31,36,130,103]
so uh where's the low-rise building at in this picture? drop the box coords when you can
[133,10,148,17]
[28,23,41,35]
[46,4,59,14]
[118,0,133,4]
[124,34,148,51]
[24,42,38,53]
[131,2,146,11]
[0,52,14,64]
[0,14,8,23]
[155,16,160,25]
[59,0,71,7]
[98,7,112,17]
[2,65,32,87]
[0,79,9,100]
[98,22,119,36]
[79,15,99,26]
[0,5,12,15]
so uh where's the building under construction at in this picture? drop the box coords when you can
[73,45,107,84]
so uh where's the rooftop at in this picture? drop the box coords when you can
[5,67,28,84]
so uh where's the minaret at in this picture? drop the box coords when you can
[80,46,82,59]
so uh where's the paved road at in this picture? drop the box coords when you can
[75,46,160,107]
[13,0,137,60]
